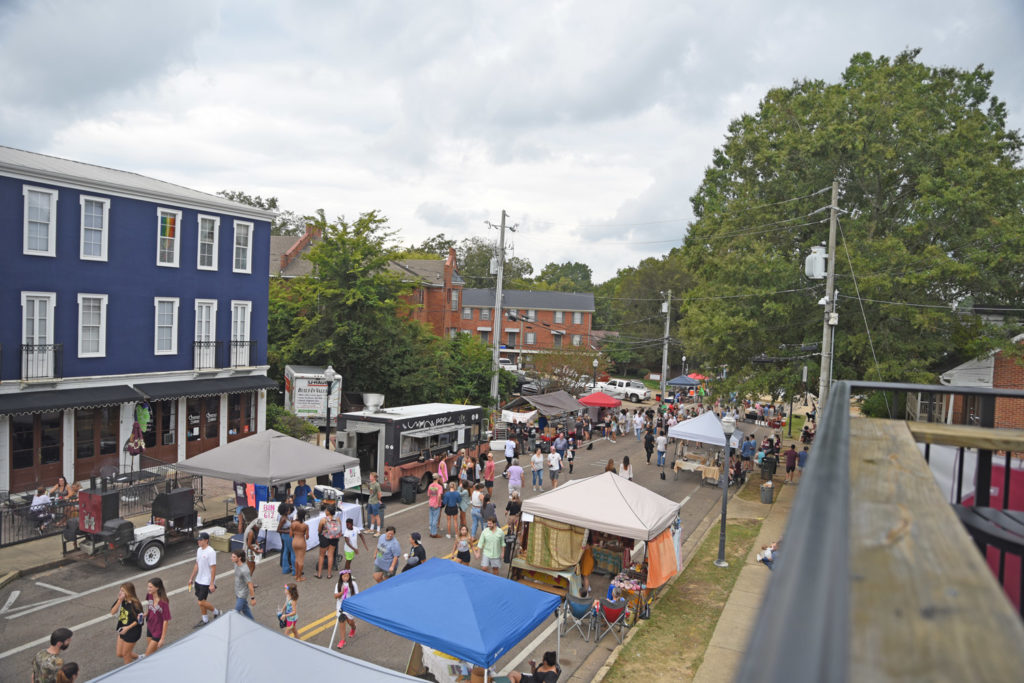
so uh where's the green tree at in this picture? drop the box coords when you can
[677,49,1024,400]
[457,236,534,289]
[416,233,458,258]
[266,403,319,440]
[536,261,594,292]
[217,189,304,236]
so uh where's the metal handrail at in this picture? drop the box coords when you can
[738,379,1024,683]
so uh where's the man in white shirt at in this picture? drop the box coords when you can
[503,438,516,478]
[655,431,669,467]
[633,412,644,441]
[547,447,562,488]
[29,488,53,530]
[187,532,221,628]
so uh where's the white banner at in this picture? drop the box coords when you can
[344,465,362,489]
[502,409,537,424]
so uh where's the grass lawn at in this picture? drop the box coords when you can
[602,518,761,683]
[736,475,785,503]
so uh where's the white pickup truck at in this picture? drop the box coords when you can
[600,379,651,403]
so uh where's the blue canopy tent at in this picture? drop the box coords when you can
[666,374,700,387]
[343,559,561,676]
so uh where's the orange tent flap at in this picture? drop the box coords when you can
[646,526,677,588]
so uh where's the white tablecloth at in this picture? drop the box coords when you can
[260,502,363,552]
[421,647,472,683]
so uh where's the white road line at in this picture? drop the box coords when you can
[680,495,691,507]
[0,590,20,614]
[497,618,560,676]
[35,581,77,596]
[4,555,195,620]
[0,585,192,662]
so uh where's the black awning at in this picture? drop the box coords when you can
[136,375,279,401]
[0,385,145,416]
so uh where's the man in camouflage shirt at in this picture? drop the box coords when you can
[32,627,72,683]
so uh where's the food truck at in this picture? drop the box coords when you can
[337,402,488,496]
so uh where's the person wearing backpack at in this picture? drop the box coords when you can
[317,506,342,580]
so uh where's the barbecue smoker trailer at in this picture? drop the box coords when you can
[338,402,488,497]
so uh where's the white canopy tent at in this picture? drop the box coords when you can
[520,471,680,541]
[666,410,727,446]
[90,610,419,682]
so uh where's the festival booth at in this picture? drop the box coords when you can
[515,472,682,624]
[666,411,742,484]
[90,610,419,682]
[172,430,361,552]
[577,391,621,426]
[343,558,561,682]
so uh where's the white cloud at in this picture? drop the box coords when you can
[1,0,1021,282]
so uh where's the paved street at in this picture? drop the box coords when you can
[0,422,731,680]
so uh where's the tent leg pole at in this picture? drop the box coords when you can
[328,613,338,649]
[557,607,561,662]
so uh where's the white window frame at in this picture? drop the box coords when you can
[153,297,180,355]
[450,289,459,312]
[571,334,582,347]
[76,293,108,358]
[230,300,252,366]
[554,311,564,324]
[525,331,536,345]
[527,309,537,322]
[21,291,57,345]
[233,220,253,274]
[156,208,182,268]
[194,299,218,369]
[573,311,583,324]
[480,308,491,321]
[197,214,220,271]
[462,307,472,320]
[79,195,109,261]
[23,186,58,257]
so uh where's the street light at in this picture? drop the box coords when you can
[682,355,687,375]
[323,365,338,451]
[592,357,599,390]
[714,414,736,568]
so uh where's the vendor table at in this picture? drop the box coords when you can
[421,647,471,683]
[698,465,721,486]
[591,546,623,576]
[510,556,582,597]
[260,502,363,552]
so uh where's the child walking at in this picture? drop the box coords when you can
[279,583,299,638]
[333,571,359,649]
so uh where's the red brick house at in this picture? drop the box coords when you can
[388,248,464,338]
[457,288,596,366]
[931,334,1024,429]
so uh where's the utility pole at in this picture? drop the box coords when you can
[488,211,513,409]
[660,290,672,404]
[818,181,839,409]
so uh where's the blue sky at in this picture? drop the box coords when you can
[1,0,1020,282]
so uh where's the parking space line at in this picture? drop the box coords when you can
[35,582,77,596]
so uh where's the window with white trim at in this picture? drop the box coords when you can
[527,309,537,322]
[194,299,218,369]
[23,186,58,257]
[21,291,57,379]
[79,196,109,261]
[233,221,253,273]
[525,332,536,345]
[156,208,181,267]
[230,300,252,366]
[480,308,491,321]
[197,215,219,270]
[554,311,564,323]
[77,293,108,357]
[462,307,472,320]
[154,297,179,354]
[573,311,583,324]
[571,334,582,347]
[450,289,459,311]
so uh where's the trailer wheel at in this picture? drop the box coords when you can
[418,473,433,494]
[136,542,165,570]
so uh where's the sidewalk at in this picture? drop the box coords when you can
[692,478,795,683]
[0,477,237,589]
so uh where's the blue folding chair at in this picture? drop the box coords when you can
[561,593,596,641]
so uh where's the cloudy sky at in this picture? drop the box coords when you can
[1,1,1021,283]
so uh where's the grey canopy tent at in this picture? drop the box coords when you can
[172,429,359,486]
[90,610,419,682]
[666,374,701,387]
[514,390,584,417]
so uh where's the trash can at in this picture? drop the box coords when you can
[760,484,774,505]
[760,455,778,480]
[503,532,517,563]
[400,476,419,505]
[655,393,662,402]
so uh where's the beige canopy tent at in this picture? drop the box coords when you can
[520,471,680,541]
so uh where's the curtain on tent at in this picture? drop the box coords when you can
[525,517,586,570]
[646,527,678,588]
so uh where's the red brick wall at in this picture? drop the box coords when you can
[994,348,1024,430]
[454,308,593,351]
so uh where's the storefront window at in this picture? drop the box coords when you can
[204,397,219,439]
[75,407,119,460]
[228,392,257,437]
[10,413,34,470]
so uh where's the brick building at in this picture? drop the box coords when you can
[457,288,596,366]
[388,248,464,338]
[930,334,1024,429]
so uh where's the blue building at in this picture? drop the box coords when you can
[0,146,277,493]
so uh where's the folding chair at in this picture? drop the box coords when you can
[596,597,627,643]
[561,594,596,642]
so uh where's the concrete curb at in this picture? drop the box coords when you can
[0,569,20,590]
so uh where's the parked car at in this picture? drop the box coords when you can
[498,358,518,372]
[601,379,651,403]
[521,377,554,396]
